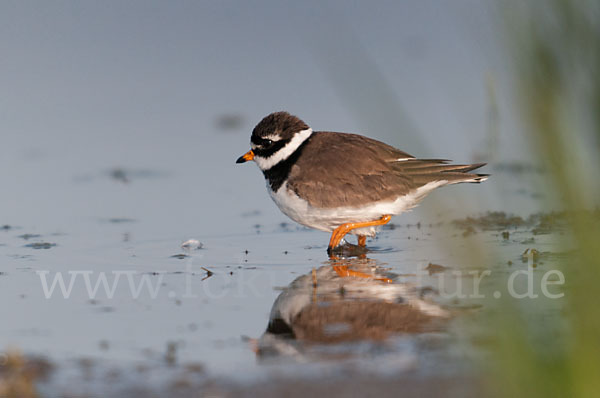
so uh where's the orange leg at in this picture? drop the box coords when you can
[327,215,392,253]
[357,235,366,247]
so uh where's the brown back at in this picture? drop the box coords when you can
[287,131,486,208]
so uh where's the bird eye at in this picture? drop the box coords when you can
[264,139,273,146]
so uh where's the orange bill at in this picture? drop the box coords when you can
[236,150,254,164]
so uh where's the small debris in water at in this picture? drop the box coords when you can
[501,231,510,240]
[215,113,244,131]
[9,254,34,259]
[425,263,448,275]
[109,168,129,183]
[200,267,214,281]
[17,234,42,240]
[24,242,56,250]
[107,218,136,224]
[521,248,540,263]
[1,225,13,231]
[170,254,189,259]
[181,239,203,250]
[106,168,170,183]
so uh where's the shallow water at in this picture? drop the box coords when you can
[0,108,562,395]
[0,1,572,396]
[0,162,568,396]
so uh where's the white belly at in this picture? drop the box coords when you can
[268,181,446,237]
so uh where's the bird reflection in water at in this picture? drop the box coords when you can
[252,254,450,362]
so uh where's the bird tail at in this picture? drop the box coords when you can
[394,159,489,186]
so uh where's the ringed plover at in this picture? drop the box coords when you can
[236,112,488,254]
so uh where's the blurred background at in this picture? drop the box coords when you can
[1,0,598,397]
[0,0,532,235]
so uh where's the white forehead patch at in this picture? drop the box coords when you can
[254,128,313,171]
[263,134,282,141]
